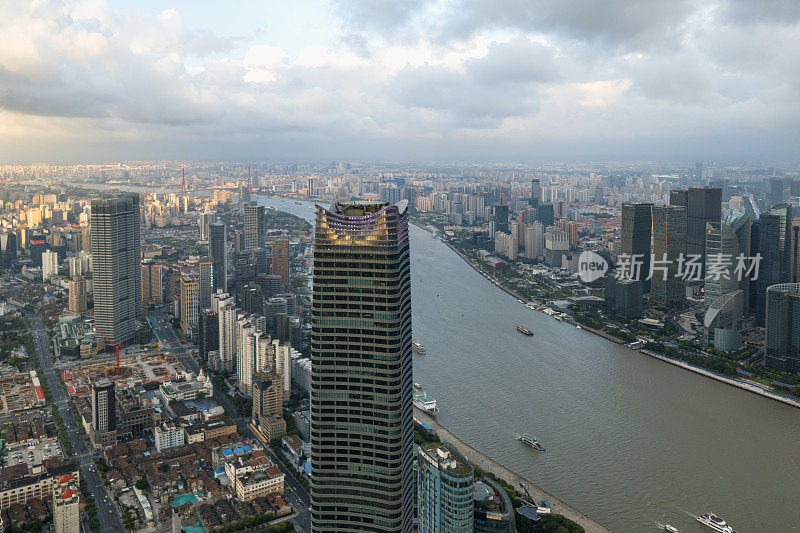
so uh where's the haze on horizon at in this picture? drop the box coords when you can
[1,0,799,164]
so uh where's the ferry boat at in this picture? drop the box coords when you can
[663,525,679,533]
[412,340,427,355]
[413,382,422,390]
[515,433,546,452]
[413,390,439,415]
[516,325,534,336]
[696,513,736,533]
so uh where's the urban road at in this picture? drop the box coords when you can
[27,314,126,533]
[148,308,312,532]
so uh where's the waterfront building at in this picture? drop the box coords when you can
[756,205,792,326]
[704,220,742,312]
[651,205,686,305]
[208,222,227,292]
[271,240,290,286]
[524,222,544,260]
[244,203,266,250]
[416,444,474,533]
[68,277,87,314]
[605,277,643,320]
[473,477,513,532]
[310,200,413,532]
[765,283,800,372]
[704,290,744,352]
[620,203,652,292]
[91,194,141,345]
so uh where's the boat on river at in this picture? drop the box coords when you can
[516,433,546,452]
[517,325,534,336]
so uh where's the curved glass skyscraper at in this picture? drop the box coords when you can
[310,200,413,532]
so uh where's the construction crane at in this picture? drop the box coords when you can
[92,324,122,374]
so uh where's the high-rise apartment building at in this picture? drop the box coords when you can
[42,249,59,281]
[217,296,237,373]
[270,240,290,287]
[209,222,227,292]
[52,474,80,533]
[651,205,687,304]
[92,378,116,434]
[68,277,87,314]
[244,204,265,251]
[620,203,652,292]
[199,211,217,240]
[91,194,141,345]
[310,200,413,532]
[180,276,199,339]
[141,260,163,305]
[199,257,213,310]
[252,369,286,441]
[416,444,474,533]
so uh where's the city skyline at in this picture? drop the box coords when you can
[1,1,799,163]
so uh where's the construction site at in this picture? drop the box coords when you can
[0,372,46,414]
[61,350,185,397]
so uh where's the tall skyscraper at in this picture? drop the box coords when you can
[199,257,213,310]
[765,283,800,372]
[217,297,237,372]
[310,200,413,532]
[620,203,653,292]
[416,444,474,533]
[198,211,217,241]
[530,179,541,206]
[669,187,721,274]
[42,249,59,281]
[198,309,219,362]
[754,204,792,325]
[493,204,509,234]
[92,378,116,433]
[91,194,141,345]
[651,205,686,304]
[208,222,227,292]
[271,240,289,287]
[244,203,265,250]
[141,260,163,305]
[180,275,199,339]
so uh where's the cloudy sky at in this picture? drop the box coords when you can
[0,0,798,163]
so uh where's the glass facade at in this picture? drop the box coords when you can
[310,200,414,532]
[416,444,474,533]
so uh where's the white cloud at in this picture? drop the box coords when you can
[0,0,798,162]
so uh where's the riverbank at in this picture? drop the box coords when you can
[414,407,611,533]
[639,349,800,409]
[413,221,800,411]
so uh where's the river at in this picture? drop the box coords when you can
[260,196,800,533]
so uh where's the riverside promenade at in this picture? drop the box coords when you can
[414,407,612,533]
